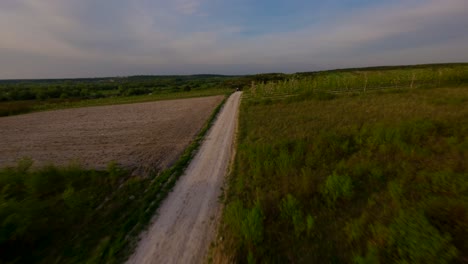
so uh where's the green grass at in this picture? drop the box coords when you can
[0,88,232,117]
[0,94,229,263]
[216,65,468,263]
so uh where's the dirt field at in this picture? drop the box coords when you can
[0,96,224,174]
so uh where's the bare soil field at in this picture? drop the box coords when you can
[0,95,224,174]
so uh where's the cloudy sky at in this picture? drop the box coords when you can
[1,0,467,79]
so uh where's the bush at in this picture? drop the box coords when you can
[426,171,467,195]
[241,203,264,246]
[279,194,314,238]
[25,165,66,197]
[321,172,354,206]
[387,210,457,263]
[224,200,246,241]
[354,243,380,264]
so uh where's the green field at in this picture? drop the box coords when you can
[216,64,468,263]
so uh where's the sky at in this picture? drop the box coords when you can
[0,0,467,79]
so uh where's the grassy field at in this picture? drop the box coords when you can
[215,65,468,263]
[0,95,228,263]
[245,64,468,101]
[0,87,232,117]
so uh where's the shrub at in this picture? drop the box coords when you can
[241,203,264,246]
[426,171,467,195]
[387,210,457,263]
[345,213,368,243]
[354,243,380,264]
[224,200,246,240]
[280,194,307,237]
[25,165,66,197]
[321,172,354,206]
[423,197,468,255]
[306,214,315,236]
[402,120,437,143]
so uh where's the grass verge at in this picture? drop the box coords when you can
[0,93,230,263]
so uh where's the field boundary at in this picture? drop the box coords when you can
[0,88,232,117]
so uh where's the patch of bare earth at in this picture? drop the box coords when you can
[0,96,224,175]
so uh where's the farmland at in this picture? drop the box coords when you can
[215,64,468,263]
[0,63,467,263]
[0,96,224,173]
[0,94,227,263]
[0,75,237,117]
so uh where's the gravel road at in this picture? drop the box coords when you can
[126,91,242,264]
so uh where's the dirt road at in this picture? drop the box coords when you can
[127,92,242,264]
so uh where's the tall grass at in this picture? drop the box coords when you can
[216,65,468,263]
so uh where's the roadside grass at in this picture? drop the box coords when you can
[217,75,468,263]
[0,94,229,263]
[0,88,232,117]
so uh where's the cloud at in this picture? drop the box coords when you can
[0,0,467,78]
[200,0,468,67]
[174,0,203,15]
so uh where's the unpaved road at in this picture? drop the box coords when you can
[0,96,223,174]
[127,91,242,264]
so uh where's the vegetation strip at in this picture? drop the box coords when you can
[0,88,232,117]
[245,64,468,103]
[0,93,230,263]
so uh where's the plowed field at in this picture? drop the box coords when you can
[0,95,224,175]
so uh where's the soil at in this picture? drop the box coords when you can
[126,92,242,263]
[0,96,224,175]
